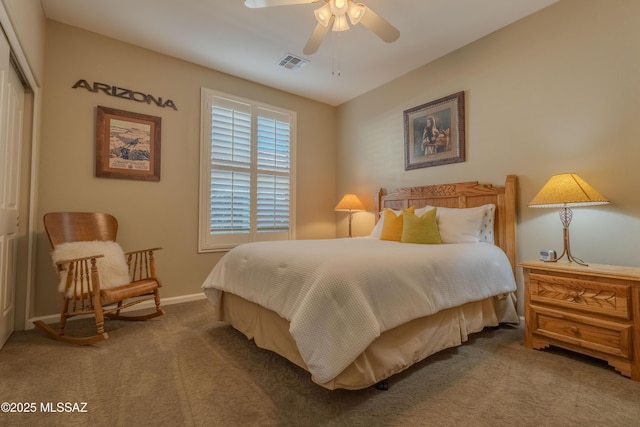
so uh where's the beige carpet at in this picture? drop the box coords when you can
[1,299,639,427]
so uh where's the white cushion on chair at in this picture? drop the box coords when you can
[52,240,131,298]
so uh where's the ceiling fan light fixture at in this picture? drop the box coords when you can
[255,0,399,57]
[314,3,332,27]
[330,0,349,16]
[332,13,349,31]
[346,2,365,25]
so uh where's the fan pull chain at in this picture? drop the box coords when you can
[331,30,342,76]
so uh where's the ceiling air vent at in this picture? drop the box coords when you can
[277,54,309,71]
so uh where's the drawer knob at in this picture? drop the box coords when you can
[569,326,580,335]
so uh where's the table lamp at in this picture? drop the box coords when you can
[528,173,609,266]
[335,193,365,237]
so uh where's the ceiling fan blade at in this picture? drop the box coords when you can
[244,0,318,8]
[303,20,331,55]
[359,4,400,43]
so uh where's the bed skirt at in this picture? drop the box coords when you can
[206,289,519,390]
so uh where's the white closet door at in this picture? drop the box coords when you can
[0,30,25,348]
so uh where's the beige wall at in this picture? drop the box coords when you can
[34,21,337,317]
[337,0,640,311]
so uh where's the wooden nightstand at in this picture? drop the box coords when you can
[520,260,640,381]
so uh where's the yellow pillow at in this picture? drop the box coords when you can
[380,206,414,241]
[401,208,442,244]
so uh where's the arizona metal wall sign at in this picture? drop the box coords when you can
[72,79,178,111]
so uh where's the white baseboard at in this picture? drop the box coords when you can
[25,292,207,330]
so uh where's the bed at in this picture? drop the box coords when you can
[202,175,518,390]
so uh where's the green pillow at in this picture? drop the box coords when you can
[401,208,442,244]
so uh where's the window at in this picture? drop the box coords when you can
[199,89,296,252]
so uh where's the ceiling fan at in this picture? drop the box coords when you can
[244,0,400,55]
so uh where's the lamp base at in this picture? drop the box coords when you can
[547,209,588,266]
[551,248,588,267]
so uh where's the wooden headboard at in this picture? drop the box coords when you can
[374,175,517,276]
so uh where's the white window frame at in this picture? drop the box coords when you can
[199,88,296,252]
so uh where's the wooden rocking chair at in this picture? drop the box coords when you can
[33,212,164,345]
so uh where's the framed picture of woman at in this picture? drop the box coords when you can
[403,91,465,170]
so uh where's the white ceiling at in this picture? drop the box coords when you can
[41,0,559,106]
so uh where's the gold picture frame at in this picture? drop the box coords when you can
[96,106,161,181]
[404,91,465,170]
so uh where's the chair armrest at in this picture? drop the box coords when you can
[54,253,105,268]
[123,247,162,256]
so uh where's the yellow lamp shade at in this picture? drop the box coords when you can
[528,173,609,208]
[335,193,365,211]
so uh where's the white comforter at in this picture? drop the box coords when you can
[201,237,516,384]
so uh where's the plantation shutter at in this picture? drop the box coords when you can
[210,99,252,234]
[256,111,291,232]
[199,89,296,252]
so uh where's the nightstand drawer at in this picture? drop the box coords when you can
[529,273,631,319]
[530,305,631,359]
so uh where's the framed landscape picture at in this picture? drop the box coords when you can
[95,106,161,181]
[403,91,465,170]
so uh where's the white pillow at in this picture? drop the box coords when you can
[51,240,131,298]
[369,212,384,238]
[436,205,494,243]
[478,204,496,244]
[415,205,434,216]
